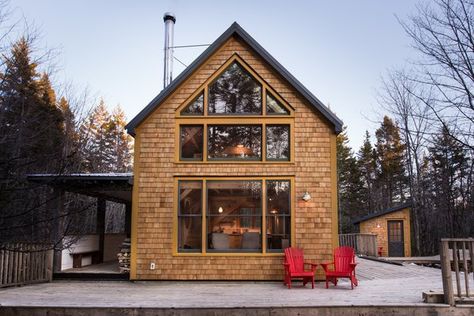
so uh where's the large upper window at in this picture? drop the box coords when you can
[176,178,292,254]
[176,56,293,162]
[208,62,262,115]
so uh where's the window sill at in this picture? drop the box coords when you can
[173,252,284,257]
[174,161,294,165]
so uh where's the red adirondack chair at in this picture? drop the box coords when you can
[320,246,358,289]
[283,247,317,289]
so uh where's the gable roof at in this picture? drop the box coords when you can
[125,22,343,136]
[352,202,412,225]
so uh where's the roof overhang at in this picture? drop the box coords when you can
[352,202,413,225]
[27,173,133,204]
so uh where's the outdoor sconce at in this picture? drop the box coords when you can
[218,206,224,214]
[376,223,381,228]
[302,192,311,202]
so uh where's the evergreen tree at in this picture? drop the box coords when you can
[58,96,80,172]
[0,38,68,243]
[80,101,132,172]
[357,131,377,212]
[337,127,365,232]
[374,116,408,209]
[109,105,132,172]
[80,100,112,172]
[427,126,470,238]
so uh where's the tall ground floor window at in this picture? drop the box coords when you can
[176,177,292,254]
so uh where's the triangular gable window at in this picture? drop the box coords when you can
[266,92,289,115]
[181,92,204,115]
[208,62,262,114]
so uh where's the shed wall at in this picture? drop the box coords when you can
[359,208,411,257]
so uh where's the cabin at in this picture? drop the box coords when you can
[125,22,343,280]
[353,204,412,257]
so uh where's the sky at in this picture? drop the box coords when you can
[12,0,419,149]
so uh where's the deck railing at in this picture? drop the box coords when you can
[339,233,378,257]
[0,243,53,288]
[440,238,474,306]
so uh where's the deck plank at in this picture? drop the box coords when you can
[0,258,471,308]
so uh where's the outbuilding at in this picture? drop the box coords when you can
[353,204,412,257]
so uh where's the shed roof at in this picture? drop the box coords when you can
[27,173,133,203]
[125,22,343,136]
[352,202,412,225]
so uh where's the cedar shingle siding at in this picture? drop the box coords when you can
[130,34,339,280]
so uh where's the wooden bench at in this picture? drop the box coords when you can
[71,250,101,268]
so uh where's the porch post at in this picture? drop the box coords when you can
[125,202,132,238]
[50,187,65,273]
[97,198,106,263]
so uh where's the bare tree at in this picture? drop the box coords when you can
[379,70,434,254]
[401,0,474,150]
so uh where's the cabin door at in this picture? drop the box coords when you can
[387,220,404,257]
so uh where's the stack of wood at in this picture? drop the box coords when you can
[117,238,131,274]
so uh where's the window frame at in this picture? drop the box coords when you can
[177,180,203,253]
[173,177,294,256]
[207,61,263,116]
[265,124,290,162]
[174,54,295,164]
[207,124,263,161]
[206,179,263,253]
[265,179,291,253]
[179,125,204,161]
[176,120,294,163]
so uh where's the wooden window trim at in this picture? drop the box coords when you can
[172,176,295,257]
[175,119,294,163]
[179,125,204,161]
[175,54,294,118]
[174,55,295,163]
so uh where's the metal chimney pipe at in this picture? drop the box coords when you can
[163,12,176,88]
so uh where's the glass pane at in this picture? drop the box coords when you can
[389,222,402,242]
[178,181,202,252]
[266,125,289,160]
[179,181,202,215]
[208,125,261,160]
[267,180,290,251]
[208,62,262,114]
[266,92,289,115]
[266,216,290,251]
[181,93,204,115]
[267,180,290,215]
[180,126,203,160]
[207,181,262,251]
[178,217,202,252]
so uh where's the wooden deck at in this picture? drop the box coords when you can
[381,255,441,265]
[0,258,472,315]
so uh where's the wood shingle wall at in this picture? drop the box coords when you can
[131,35,338,280]
[359,208,411,257]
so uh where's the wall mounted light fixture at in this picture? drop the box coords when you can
[302,192,311,202]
